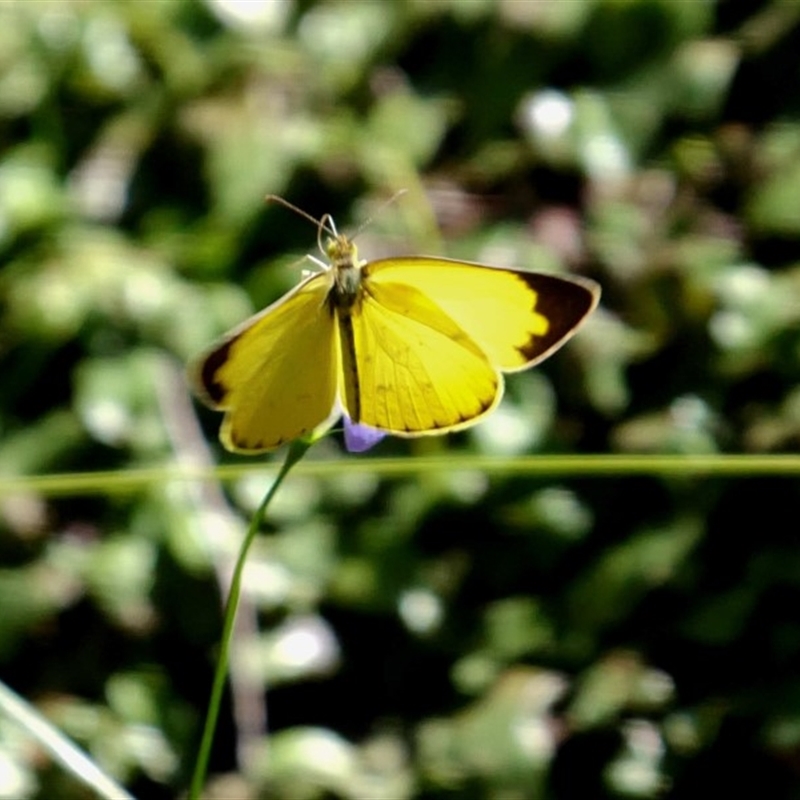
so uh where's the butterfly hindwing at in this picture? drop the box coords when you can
[339,278,501,435]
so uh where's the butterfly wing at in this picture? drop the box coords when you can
[363,257,600,371]
[190,273,338,453]
[339,277,501,435]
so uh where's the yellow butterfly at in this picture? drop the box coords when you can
[190,204,600,453]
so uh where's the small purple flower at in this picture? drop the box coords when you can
[343,417,385,452]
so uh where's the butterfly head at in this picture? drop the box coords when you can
[324,233,358,268]
[324,233,364,308]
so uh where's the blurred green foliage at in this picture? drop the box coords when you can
[1,0,800,797]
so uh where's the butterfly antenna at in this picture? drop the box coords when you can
[350,189,408,241]
[265,195,338,238]
[318,213,338,254]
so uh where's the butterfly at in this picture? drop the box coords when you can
[190,202,600,453]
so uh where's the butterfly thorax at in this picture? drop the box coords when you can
[326,234,364,311]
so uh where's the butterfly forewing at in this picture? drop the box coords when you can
[191,273,339,453]
[363,258,600,371]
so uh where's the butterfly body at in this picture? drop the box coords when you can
[192,223,600,453]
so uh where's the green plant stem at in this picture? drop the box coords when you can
[4,454,800,498]
[188,438,313,800]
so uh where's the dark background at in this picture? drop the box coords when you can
[1,1,800,798]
